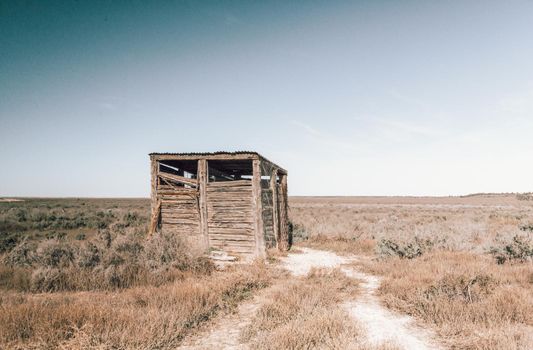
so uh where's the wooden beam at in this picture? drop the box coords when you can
[149,157,159,235]
[151,153,259,162]
[278,173,289,251]
[158,172,198,187]
[197,159,209,253]
[270,168,279,249]
[149,200,161,235]
[252,159,266,258]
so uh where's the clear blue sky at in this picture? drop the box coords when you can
[1,0,533,197]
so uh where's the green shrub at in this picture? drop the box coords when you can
[377,236,434,259]
[424,273,498,303]
[288,221,308,243]
[36,240,75,268]
[1,230,213,292]
[0,232,19,253]
[490,234,533,264]
[77,242,101,268]
[519,224,533,232]
[516,193,533,201]
[3,239,36,267]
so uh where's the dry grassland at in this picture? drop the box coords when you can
[0,199,272,349]
[1,196,532,349]
[290,195,533,350]
[241,267,399,350]
[0,263,271,349]
[241,268,359,349]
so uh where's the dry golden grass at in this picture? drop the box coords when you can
[1,196,531,349]
[359,251,533,350]
[302,234,377,255]
[290,196,533,350]
[0,263,271,349]
[240,267,402,350]
[290,195,533,253]
[241,268,360,349]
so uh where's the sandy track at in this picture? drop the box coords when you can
[281,248,443,350]
[179,248,443,349]
[178,293,263,350]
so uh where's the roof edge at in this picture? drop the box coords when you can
[149,151,287,174]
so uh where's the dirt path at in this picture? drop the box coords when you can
[179,292,264,350]
[179,248,443,349]
[281,248,443,350]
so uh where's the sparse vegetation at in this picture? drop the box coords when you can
[0,263,271,349]
[1,196,532,349]
[490,234,533,264]
[290,195,533,350]
[377,236,434,259]
[241,268,361,350]
[358,251,533,349]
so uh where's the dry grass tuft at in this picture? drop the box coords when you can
[0,262,272,349]
[290,197,533,349]
[360,251,533,350]
[241,268,362,349]
[1,230,213,292]
[302,234,376,255]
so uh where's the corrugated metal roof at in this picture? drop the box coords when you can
[149,151,287,173]
[149,151,259,156]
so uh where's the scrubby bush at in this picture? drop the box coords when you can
[123,211,139,227]
[377,236,434,259]
[516,192,533,201]
[76,242,101,268]
[1,229,213,292]
[0,231,19,253]
[490,234,533,264]
[519,223,533,232]
[288,221,308,243]
[35,239,75,268]
[0,265,30,290]
[3,239,36,267]
[424,273,498,303]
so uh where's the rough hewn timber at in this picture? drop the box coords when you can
[158,172,198,187]
[278,173,289,251]
[252,159,266,258]
[198,159,209,252]
[149,157,159,235]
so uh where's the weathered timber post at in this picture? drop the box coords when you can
[278,173,289,251]
[252,159,266,258]
[197,159,210,252]
[149,156,159,235]
[270,168,280,249]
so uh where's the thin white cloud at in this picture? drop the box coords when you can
[290,120,321,136]
[375,118,444,138]
[389,88,429,109]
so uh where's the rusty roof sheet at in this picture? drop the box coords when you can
[149,151,258,156]
[149,151,287,173]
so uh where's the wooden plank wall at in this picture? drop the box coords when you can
[261,184,276,248]
[158,183,202,247]
[277,174,289,251]
[206,180,256,256]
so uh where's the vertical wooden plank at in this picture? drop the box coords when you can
[278,173,289,251]
[252,159,266,258]
[198,159,209,252]
[149,156,159,235]
[270,168,279,248]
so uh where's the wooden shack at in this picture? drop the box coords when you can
[149,152,289,260]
